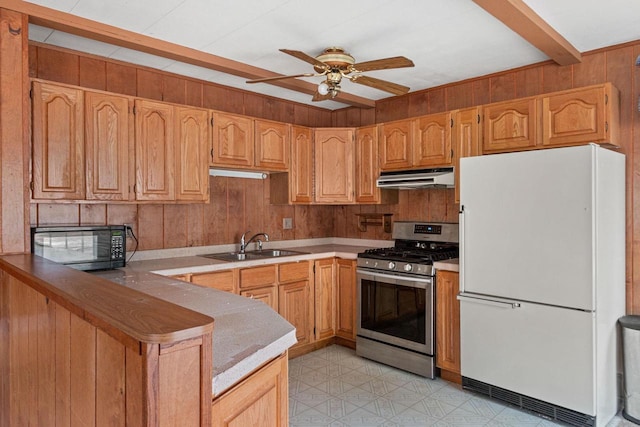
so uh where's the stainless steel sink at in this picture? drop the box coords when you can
[200,249,308,262]
[254,249,309,257]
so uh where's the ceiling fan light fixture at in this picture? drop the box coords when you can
[318,81,330,95]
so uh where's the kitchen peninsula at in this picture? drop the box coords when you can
[0,240,385,426]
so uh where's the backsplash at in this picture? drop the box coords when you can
[30,178,457,251]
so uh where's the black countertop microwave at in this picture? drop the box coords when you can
[31,225,126,271]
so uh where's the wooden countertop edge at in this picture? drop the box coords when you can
[0,254,214,346]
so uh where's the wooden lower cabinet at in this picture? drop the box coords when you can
[279,281,312,347]
[241,286,278,311]
[335,259,356,342]
[190,269,238,293]
[314,258,337,340]
[435,270,461,383]
[211,353,288,427]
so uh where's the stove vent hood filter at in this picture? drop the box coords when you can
[376,167,454,189]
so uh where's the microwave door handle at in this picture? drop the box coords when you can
[457,294,521,309]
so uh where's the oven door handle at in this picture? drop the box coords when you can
[356,269,433,286]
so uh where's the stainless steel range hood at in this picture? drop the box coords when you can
[376,167,455,189]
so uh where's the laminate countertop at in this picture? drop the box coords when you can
[96,241,388,396]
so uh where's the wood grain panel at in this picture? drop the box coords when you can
[137,204,164,250]
[55,303,72,426]
[0,9,29,253]
[36,203,80,225]
[70,311,97,427]
[79,56,106,90]
[227,178,244,238]
[203,84,243,114]
[184,79,203,107]
[514,66,543,98]
[105,61,137,96]
[573,51,606,87]
[29,44,38,77]
[125,346,143,427]
[136,69,163,100]
[80,204,107,225]
[446,81,474,110]
[490,74,515,102]
[472,79,491,106]
[408,91,429,117]
[37,46,79,85]
[244,179,265,240]
[96,329,126,427]
[162,74,186,104]
[429,88,447,114]
[541,62,573,93]
[159,345,201,426]
[186,204,205,247]
[203,176,228,245]
[163,204,188,249]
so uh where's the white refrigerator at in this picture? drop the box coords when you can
[458,144,625,426]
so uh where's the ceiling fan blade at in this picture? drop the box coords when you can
[246,73,316,83]
[280,49,328,70]
[351,56,414,72]
[351,75,410,95]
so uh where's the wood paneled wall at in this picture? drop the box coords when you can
[23,39,640,313]
[373,43,639,313]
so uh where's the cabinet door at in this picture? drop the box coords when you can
[255,119,289,171]
[211,112,254,168]
[85,91,132,201]
[378,119,413,171]
[413,113,452,167]
[134,99,175,201]
[279,280,312,346]
[175,107,210,201]
[542,84,617,147]
[211,354,288,427]
[241,286,278,311]
[355,125,380,203]
[289,126,313,203]
[191,270,237,293]
[239,265,277,290]
[435,270,461,377]
[314,258,336,340]
[32,81,84,200]
[483,98,540,154]
[314,128,354,204]
[336,259,356,341]
[453,107,481,203]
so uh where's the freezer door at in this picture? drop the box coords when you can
[460,145,596,310]
[459,294,596,415]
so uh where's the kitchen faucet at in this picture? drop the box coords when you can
[239,231,269,253]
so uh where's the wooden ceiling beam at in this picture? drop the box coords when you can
[473,0,581,66]
[0,0,375,108]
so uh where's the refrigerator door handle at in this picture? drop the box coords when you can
[459,205,465,293]
[458,293,521,309]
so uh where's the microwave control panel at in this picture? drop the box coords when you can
[111,231,125,260]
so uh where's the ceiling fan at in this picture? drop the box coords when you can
[246,47,415,101]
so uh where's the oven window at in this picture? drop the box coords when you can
[360,277,426,345]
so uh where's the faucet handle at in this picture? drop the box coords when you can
[256,239,263,251]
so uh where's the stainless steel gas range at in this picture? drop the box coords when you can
[356,221,459,378]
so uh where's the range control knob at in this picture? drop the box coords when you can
[404,264,413,272]
[388,261,396,270]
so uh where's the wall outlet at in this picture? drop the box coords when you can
[283,218,293,230]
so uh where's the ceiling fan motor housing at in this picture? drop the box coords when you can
[314,47,355,72]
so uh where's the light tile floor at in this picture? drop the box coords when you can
[289,345,635,427]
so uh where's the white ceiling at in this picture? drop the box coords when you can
[26,0,640,110]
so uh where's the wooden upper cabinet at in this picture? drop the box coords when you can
[413,113,453,167]
[378,119,413,171]
[255,119,289,171]
[453,107,482,203]
[289,125,313,203]
[134,99,175,201]
[542,83,619,148]
[211,112,254,168]
[314,128,355,204]
[483,97,540,154]
[85,91,133,201]
[355,125,379,203]
[175,106,210,202]
[32,81,85,200]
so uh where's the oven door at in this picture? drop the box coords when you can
[357,269,433,355]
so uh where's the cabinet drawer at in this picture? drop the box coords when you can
[240,286,278,311]
[191,270,236,293]
[239,265,277,289]
[278,261,309,283]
